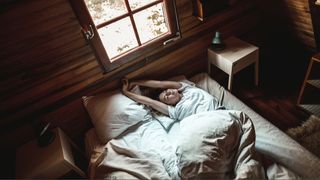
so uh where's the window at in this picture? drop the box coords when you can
[70,0,180,72]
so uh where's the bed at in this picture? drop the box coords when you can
[82,73,320,179]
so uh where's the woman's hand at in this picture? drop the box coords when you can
[129,81,137,89]
[123,78,137,91]
[122,78,129,94]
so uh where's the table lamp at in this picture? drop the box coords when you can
[211,31,225,50]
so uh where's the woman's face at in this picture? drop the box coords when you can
[159,89,181,105]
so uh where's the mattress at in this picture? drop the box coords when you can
[189,73,320,177]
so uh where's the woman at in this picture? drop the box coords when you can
[122,78,221,121]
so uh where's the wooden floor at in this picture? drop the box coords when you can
[212,27,314,131]
[211,65,310,131]
[233,78,310,131]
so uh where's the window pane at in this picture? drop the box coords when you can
[134,3,169,43]
[84,0,127,25]
[129,0,158,10]
[98,18,138,59]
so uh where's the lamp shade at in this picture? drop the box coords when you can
[212,31,222,44]
[211,31,225,50]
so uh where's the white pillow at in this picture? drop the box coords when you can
[176,110,241,179]
[82,90,151,144]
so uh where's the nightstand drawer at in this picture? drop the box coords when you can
[233,49,258,74]
[207,49,232,73]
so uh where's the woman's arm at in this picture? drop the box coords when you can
[132,80,181,89]
[122,79,169,115]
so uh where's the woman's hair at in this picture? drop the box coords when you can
[141,87,163,101]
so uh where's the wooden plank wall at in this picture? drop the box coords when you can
[281,0,316,50]
[309,0,320,51]
[258,0,316,51]
[0,0,260,154]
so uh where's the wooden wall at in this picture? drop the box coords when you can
[0,0,260,163]
[259,0,317,50]
[309,0,320,51]
[284,0,316,50]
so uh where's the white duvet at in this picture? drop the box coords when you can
[176,110,263,179]
[92,119,173,179]
[91,110,264,179]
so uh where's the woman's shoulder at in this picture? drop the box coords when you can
[178,81,195,91]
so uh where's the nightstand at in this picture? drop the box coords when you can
[207,36,259,91]
[16,127,86,179]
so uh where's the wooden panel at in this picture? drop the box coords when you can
[0,0,260,154]
[282,0,316,50]
[309,0,320,51]
[257,0,317,50]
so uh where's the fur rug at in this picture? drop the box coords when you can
[286,115,320,158]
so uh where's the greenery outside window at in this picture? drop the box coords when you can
[70,0,180,72]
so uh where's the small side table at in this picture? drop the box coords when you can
[207,37,259,91]
[16,128,86,179]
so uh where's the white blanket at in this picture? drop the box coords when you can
[175,110,264,179]
[91,110,264,179]
[92,120,176,179]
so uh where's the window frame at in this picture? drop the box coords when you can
[69,0,180,72]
